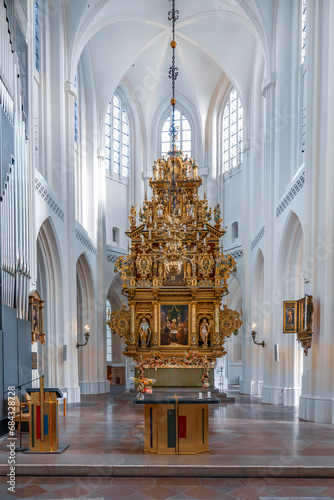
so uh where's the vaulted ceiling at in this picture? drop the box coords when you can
[65,0,275,130]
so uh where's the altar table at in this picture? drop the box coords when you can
[134,394,219,454]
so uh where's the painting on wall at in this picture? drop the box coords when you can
[283,300,298,333]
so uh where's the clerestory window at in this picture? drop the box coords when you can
[301,0,307,64]
[161,109,191,157]
[105,94,129,177]
[223,88,243,173]
[35,1,40,72]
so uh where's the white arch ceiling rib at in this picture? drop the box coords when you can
[64,0,273,129]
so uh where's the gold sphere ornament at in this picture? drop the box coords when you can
[171,97,176,106]
[171,40,177,49]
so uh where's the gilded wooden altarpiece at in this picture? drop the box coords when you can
[107,150,243,365]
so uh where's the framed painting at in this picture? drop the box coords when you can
[32,304,39,333]
[164,263,185,285]
[283,300,298,333]
[160,304,189,347]
[298,295,314,333]
[29,290,45,344]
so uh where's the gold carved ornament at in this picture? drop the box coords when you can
[296,294,314,356]
[29,290,45,345]
[215,254,237,293]
[198,253,215,279]
[115,254,133,283]
[136,253,152,280]
[106,304,131,341]
[219,305,243,342]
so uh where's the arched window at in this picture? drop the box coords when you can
[106,300,112,362]
[74,74,78,143]
[301,0,307,64]
[161,109,191,157]
[300,0,307,156]
[105,94,129,177]
[223,88,243,173]
[34,1,40,72]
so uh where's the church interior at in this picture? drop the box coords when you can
[1,0,334,498]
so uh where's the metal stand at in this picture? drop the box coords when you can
[15,386,26,452]
[218,366,224,394]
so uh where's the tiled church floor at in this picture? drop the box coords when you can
[1,386,334,497]
[1,475,334,499]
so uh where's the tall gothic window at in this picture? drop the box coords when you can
[301,0,307,64]
[161,109,191,157]
[34,1,40,72]
[223,88,243,173]
[105,94,129,177]
[106,300,112,362]
[74,74,78,143]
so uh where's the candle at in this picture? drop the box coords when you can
[198,392,203,399]
[207,391,211,398]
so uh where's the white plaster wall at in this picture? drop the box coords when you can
[18,0,334,422]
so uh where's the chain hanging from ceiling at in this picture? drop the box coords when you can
[107,0,243,366]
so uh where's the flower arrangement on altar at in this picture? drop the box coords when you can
[136,352,214,389]
[132,377,156,399]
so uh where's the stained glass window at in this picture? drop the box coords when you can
[35,1,40,72]
[161,109,191,157]
[105,94,129,177]
[223,89,243,173]
[106,300,112,362]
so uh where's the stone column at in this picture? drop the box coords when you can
[299,1,334,422]
[62,81,80,403]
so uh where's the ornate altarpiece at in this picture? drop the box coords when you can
[107,150,243,372]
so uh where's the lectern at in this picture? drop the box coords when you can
[26,384,63,452]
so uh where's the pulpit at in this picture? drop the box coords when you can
[26,387,63,452]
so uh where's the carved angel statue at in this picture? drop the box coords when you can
[213,204,222,225]
[129,205,137,226]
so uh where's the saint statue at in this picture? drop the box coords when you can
[139,317,151,347]
[157,204,163,218]
[200,318,210,347]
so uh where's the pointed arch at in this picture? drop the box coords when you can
[251,249,265,328]
[106,274,125,365]
[225,276,243,380]
[275,211,304,405]
[36,217,64,388]
[76,252,95,391]
[278,211,304,297]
